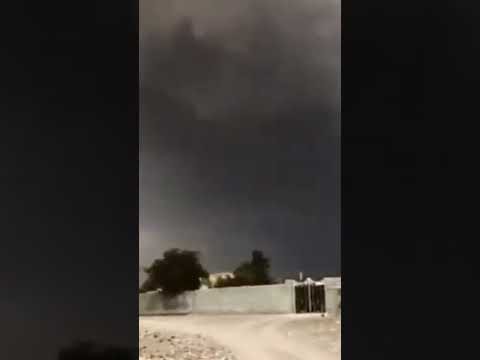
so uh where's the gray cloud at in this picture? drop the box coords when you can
[140,0,340,277]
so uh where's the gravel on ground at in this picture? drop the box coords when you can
[140,314,340,360]
[139,328,237,360]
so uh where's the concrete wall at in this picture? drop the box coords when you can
[138,280,341,316]
[139,291,193,315]
[193,284,295,314]
[139,283,296,315]
[323,277,341,318]
[325,288,340,317]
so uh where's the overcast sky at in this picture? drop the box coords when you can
[140,0,340,278]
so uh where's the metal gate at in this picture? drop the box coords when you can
[295,284,325,313]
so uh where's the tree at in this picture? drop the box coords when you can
[249,250,271,284]
[140,248,209,296]
[233,261,256,284]
[214,250,272,288]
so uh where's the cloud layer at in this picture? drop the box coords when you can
[140,0,340,277]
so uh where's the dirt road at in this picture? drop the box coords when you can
[140,314,340,360]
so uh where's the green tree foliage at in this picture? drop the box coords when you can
[139,249,209,296]
[214,250,272,288]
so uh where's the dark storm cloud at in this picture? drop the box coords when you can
[140,0,340,277]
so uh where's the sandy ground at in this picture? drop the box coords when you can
[139,329,237,360]
[140,314,340,360]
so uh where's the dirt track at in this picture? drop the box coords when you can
[140,314,340,360]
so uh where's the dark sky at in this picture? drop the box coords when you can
[140,0,340,278]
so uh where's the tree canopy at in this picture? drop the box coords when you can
[140,248,209,295]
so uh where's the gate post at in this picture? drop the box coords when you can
[306,278,313,313]
[285,279,296,313]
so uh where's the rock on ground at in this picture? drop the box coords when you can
[139,328,237,360]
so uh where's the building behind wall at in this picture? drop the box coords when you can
[208,272,235,287]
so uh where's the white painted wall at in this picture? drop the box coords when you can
[139,283,296,315]
[139,278,341,317]
[324,277,341,318]
[193,284,295,314]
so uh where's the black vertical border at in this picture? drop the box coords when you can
[2,1,139,359]
[343,1,478,359]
